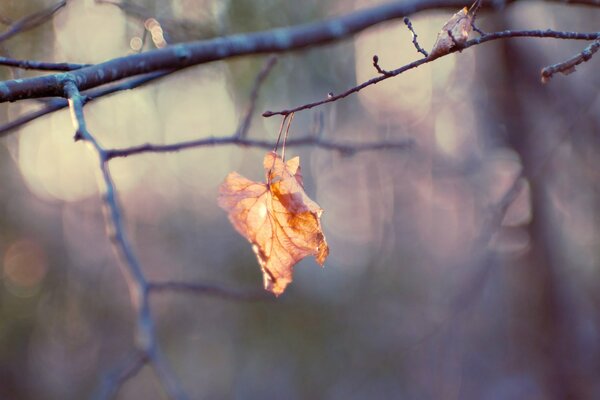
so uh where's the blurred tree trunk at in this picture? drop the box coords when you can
[479,14,597,399]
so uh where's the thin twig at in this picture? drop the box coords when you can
[0,56,88,71]
[471,21,486,36]
[104,135,413,159]
[469,0,487,35]
[263,29,600,117]
[0,0,66,43]
[236,55,278,139]
[148,281,273,301]
[403,17,429,57]
[63,80,189,400]
[541,39,600,82]
[281,112,295,161]
[372,55,393,76]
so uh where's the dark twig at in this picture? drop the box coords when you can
[148,281,273,301]
[236,55,278,139]
[0,0,66,43]
[93,351,147,400]
[105,135,413,159]
[263,29,600,117]
[372,55,393,76]
[469,0,487,35]
[64,80,189,400]
[263,56,427,117]
[541,39,600,82]
[0,56,88,71]
[403,17,429,57]
[471,21,486,36]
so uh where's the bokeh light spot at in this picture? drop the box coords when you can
[3,240,47,297]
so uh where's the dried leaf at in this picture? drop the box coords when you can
[429,7,473,59]
[218,152,329,296]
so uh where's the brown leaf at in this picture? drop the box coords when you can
[429,7,473,59]
[218,151,329,296]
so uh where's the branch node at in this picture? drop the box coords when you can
[236,55,278,139]
[472,23,486,36]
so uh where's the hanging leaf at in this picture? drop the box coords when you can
[429,7,473,59]
[218,151,329,296]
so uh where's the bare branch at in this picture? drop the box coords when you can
[1,1,597,396]
[541,39,600,82]
[96,54,411,160]
[263,29,600,117]
[403,17,429,57]
[0,0,66,44]
[236,55,278,139]
[105,135,413,159]
[372,55,393,76]
[64,80,189,400]
[0,56,88,71]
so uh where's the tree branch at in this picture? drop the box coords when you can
[0,69,177,138]
[0,0,67,44]
[104,134,413,159]
[236,55,278,139]
[263,29,599,117]
[2,0,595,103]
[541,38,600,82]
[404,17,429,57]
[94,57,411,159]
[64,79,189,400]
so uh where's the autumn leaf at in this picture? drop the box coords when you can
[218,151,329,296]
[429,7,473,59]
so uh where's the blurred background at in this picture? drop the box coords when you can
[0,0,599,399]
